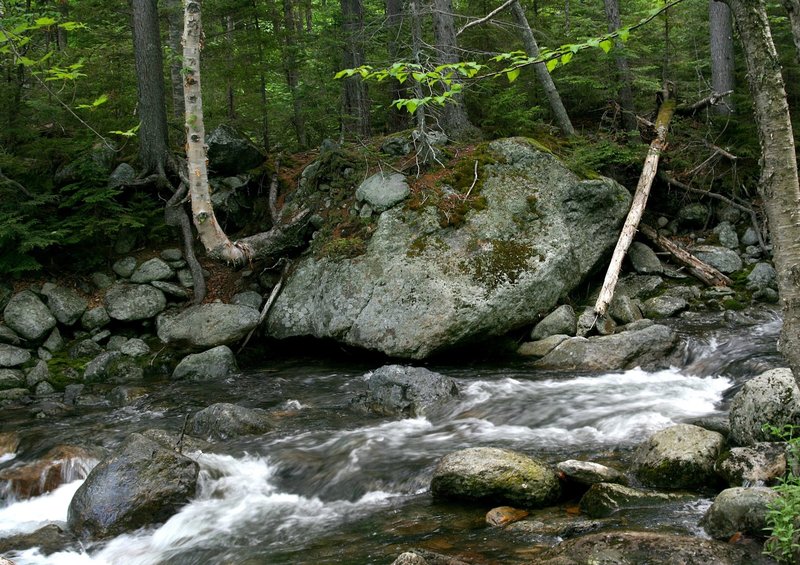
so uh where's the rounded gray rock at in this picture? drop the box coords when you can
[130,258,174,284]
[431,447,561,508]
[81,307,111,331]
[157,303,259,347]
[190,403,272,440]
[351,365,458,417]
[3,291,57,341]
[691,245,743,274]
[531,305,577,340]
[628,241,663,274]
[41,285,88,326]
[355,172,410,212]
[701,486,778,539]
[172,346,239,381]
[0,344,31,367]
[729,368,800,446]
[112,257,137,278]
[104,284,167,321]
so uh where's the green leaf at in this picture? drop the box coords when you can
[333,69,349,79]
[560,52,573,65]
[618,28,630,42]
[412,72,426,82]
[599,39,613,53]
[34,17,57,27]
[506,68,520,83]
[405,100,418,114]
[546,59,559,72]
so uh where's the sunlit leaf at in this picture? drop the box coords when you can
[34,17,57,27]
[599,39,613,53]
[506,68,520,83]
[546,59,559,72]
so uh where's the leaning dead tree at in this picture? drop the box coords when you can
[593,84,676,318]
[183,0,310,267]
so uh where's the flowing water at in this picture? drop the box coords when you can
[0,308,784,564]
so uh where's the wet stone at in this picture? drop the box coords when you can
[486,506,529,527]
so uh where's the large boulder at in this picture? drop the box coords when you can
[67,434,198,539]
[350,365,459,417]
[40,285,88,326]
[190,403,272,440]
[534,323,678,371]
[104,284,167,321]
[206,124,264,175]
[157,304,259,347]
[632,424,725,489]
[534,530,771,565]
[172,346,239,381]
[729,368,800,446]
[702,486,779,540]
[3,290,57,341]
[266,139,631,359]
[716,443,787,487]
[430,447,561,508]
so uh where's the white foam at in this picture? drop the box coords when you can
[0,480,83,536]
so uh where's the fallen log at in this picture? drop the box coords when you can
[638,223,733,287]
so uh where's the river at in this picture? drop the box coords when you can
[0,308,783,564]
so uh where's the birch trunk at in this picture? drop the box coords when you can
[724,0,800,382]
[594,94,675,317]
[165,0,185,119]
[510,0,575,137]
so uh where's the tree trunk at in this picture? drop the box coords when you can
[340,0,370,138]
[184,0,311,265]
[432,0,476,140]
[594,91,675,317]
[386,0,409,131]
[603,0,637,132]
[410,0,426,132]
[252,4,271,151]
[225,15,236,121]
[511,0,575,137]
[280,0,308,148]
[131,0,169,175]
[709,0,735,114]
[164,0,185,119]
[782,0,800,64]
[724,0,800,382]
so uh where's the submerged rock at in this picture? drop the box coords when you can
[485,506,529,527]
[632,424,725,489]
[267,138,631,358]
[67,433,198,539]
[579,482,678,518]
[431,447,561,508]
[351,365,458,417]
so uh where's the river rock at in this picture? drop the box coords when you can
[150,280,190,300]
[717,443,787,487]
[0,343,30,367]
[531,305,577,340]
[628,241,663,274]
[742,227,760,246]
[104,283,167,321]
[701,486,779,539]
[390,549,470,565]
[231,291,262,310]
[0,445,98,500]
[0,368,24,390]
[517,334,569,358]
[40,285,88,326]
[69,338,103,359]
[714,221,739,249]
[615,274,664,300]
[351,365,459,417]
[691,245,743,274]
[534,323,678,371]
[42,327,64,353]
[157,303,259,347]
[678,202,710,226]
[355,172,410,213]
[26,359,49,388]
[556,460,627,487]
[485,506,530,527]
[190,403,272,440]
[632,424,725,489]
[746,262,777,290]
[3,290,57,341]
[0,524,77,556]
[172,346,239,381]
[0,324,21,346]
[0,388,28,402]
[130,258,174,283]
[206,124,264,175]
[140,428,211,454]
[579,482,677,518]
[67,433,198,539]
[81,306,111,331]
[112,256,137,278]
[83,351,123,383]
[642,295,688,319]
[608,294,642,324]
[267,138,631,359]
[534,530,771,565]
[119,338,151,358]
[430,447,561,508]
[729,368,800,446]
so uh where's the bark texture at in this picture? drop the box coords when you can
[511,0,574,137]
[340,0,370,138]
[432,0,477,140]
[386,0,409,131]
[281,0,308,148]
[783,0,800,64]
[603,0,637,132]
[709,0,735,114]
[725,0,800,381]
[131,0,169,174]
[164,0,185,119]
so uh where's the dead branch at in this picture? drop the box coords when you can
[676,90,733,115]
[456,0,515,36]
[658,171,767,252]
[0,168,34,198]
[238,262,288,353]
[269,158,281,224]
[639,223,733,286]
[703,140,738,160]
[165,180,207,304]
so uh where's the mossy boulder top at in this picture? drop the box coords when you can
[430,446,561,508]
[267,138,631,359]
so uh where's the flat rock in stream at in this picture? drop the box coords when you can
[534,530,772,565]
[579,482,680,518]
[350,365,459,417]
[67,433,199,539]
[534,324,678,371]
[391,549,471,565]
[0,524,77,556]
[172,346,239,381]
[190,402,272,440]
